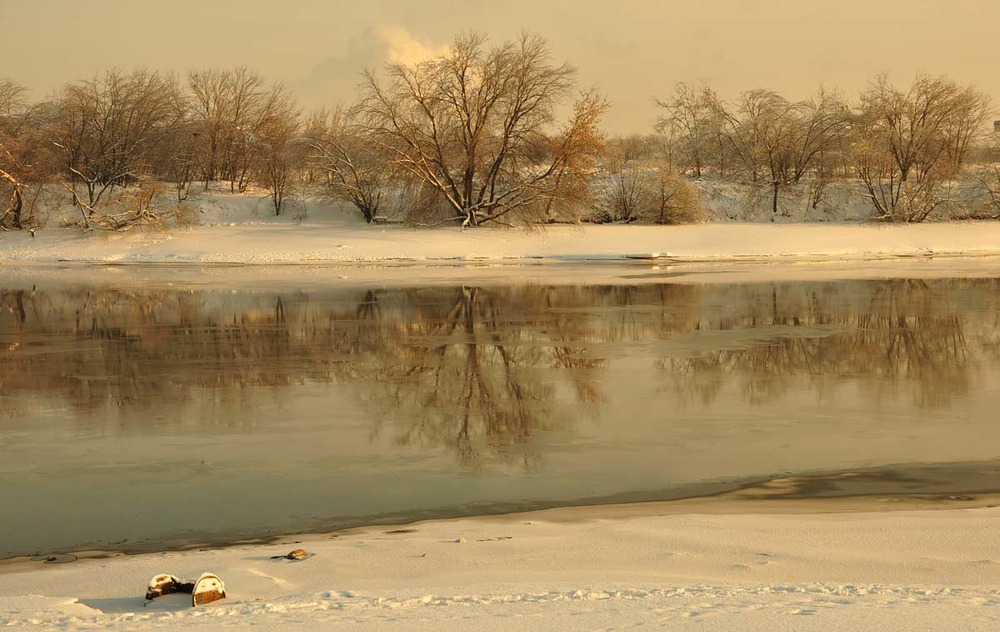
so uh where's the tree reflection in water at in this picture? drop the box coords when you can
[344,286,602,467]
[339,283,707,465]
[661,279,998,408]
[2,278,998,462]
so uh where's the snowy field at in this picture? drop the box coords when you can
[3,193,1000,630]
[2,494,999,631]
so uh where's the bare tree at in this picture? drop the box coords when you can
[1,79,53,230]
[0,80,26,120]
[0,151,27,230]
[251,93,300,215]
[797,89,852,209]
[358,32,607,227]
[854,75,991,222]
[538,88,608,222]
[186,68,230,186]
[719,90,801,218]
[599,152,703,224]
[645,163,704,224]
[788,88,851,184]
[976,131,1000,219]
[305,105,392,222]
[712,88,851,218]
[232,81,297,194]
[655,83,728,178]
[0,79,29,229]
[159,117,200,202]
[49,69,185,223]
[187,67,297,193]
[599,146,645,222]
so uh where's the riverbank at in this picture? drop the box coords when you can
[3,217,1000,266]
[2,491,998,630]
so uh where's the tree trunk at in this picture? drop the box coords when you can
[771,180,779,220]
[12,188,23,228]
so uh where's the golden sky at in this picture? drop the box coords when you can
[2,0,997,133]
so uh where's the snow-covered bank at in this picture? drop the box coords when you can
[5,189,1000,266]
[2,496,999,631]
[3,219,1000,266]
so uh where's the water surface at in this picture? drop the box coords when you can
[2,272,999,557]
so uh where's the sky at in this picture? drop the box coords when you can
[2,0,998,134]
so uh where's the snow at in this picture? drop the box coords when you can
[3,196,1000,266]
[2,497,999,630]
[4,191,1000,630]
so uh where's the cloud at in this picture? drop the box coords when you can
[374,25,449,66]
[297,26,448,107]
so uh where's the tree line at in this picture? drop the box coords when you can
[2,31,999,232]
[655,77,993,222]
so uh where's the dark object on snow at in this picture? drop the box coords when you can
[145,574,190,601]
[33,554,77,564]
[271,548,311,560]
[145,572,226,607]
